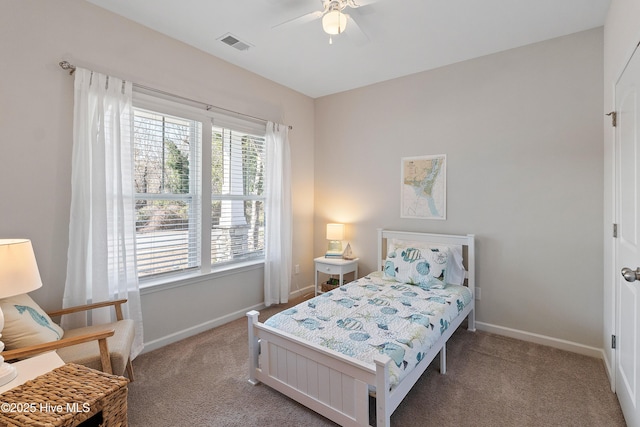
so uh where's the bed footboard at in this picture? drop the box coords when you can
[248,310,378,426]
[247,305,472,427]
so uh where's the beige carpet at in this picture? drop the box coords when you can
[127,299,625,426]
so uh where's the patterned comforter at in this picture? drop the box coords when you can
[264,271,472,389]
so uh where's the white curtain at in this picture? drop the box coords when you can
[264,122,292,306]
[63,67,143,359]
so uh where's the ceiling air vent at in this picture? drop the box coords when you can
[219,33,252,51]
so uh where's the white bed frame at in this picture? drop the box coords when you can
[247,229,475,427]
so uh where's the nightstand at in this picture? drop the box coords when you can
[314,257,359,295]
[0,351,64,394]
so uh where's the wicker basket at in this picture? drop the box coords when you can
[0,363,128,427]
[321,281,339,293]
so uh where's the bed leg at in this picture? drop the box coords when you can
[468,307,476,332]
[374,355,392,427]
[440,343,447,374]
[247,310,260,386]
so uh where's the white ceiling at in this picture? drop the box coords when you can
[85,0,611,99]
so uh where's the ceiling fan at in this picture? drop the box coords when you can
[273,0,381,45]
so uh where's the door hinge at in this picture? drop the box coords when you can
[606,111,617,127]
[613,223,618,238]
[612,334,617,349]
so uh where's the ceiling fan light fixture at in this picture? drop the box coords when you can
[322,10,347,35]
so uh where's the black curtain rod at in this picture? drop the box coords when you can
[59,61,292,130]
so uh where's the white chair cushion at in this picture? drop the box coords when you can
[56,319,135,376]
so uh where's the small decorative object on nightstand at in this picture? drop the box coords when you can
[342,242,355,260]
[314,257,359,296]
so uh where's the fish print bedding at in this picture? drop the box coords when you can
[264,271,472,389]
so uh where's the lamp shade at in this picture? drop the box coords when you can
[0,239,43,298]
[326,224,345,241]
[322,10,347,35]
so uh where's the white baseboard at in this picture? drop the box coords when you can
[142,300,605,361]
[475,321,604,359]
[289,285,315,300]
[141,302,266,354]
[602,350,616,392]
[141,285,315,354]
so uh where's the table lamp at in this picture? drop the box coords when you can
[0,239,43,385]
[325,223,345,257]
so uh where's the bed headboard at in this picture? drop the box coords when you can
[377,228,475,295]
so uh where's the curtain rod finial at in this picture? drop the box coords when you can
[59,61,76,75]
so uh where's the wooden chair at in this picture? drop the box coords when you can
[1,299,135,380]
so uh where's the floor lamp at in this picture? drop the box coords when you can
[0,239,43,385]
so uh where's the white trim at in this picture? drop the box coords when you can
[603,346,616,393]
[475,321,603,359]
[141,301,266,353]
[288,285,314,300]
[139,260,264,294]
[139,283,313,353]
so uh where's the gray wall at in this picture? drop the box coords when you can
[0,0,316,349]
[1,0,607,354]
[314,28,604,349]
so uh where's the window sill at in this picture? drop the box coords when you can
[139,259,265,295]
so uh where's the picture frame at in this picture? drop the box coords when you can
[400,154,447,220]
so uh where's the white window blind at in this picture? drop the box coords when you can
[211,126,266,265]
[131,91,268,283]
[133,108,201,278]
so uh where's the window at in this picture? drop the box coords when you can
[211,127,266,265]
[133,108,201,278]
[132,94,266,281]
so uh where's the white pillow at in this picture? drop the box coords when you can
[0,293,64,350]
[444,245,465,286]
[385,239,465,287]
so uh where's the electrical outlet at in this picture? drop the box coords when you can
[294,264,300,274]
[475,287,481,300]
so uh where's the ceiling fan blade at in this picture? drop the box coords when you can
[272,10,324,29]
[344,14,369,45]
[346,0,383,8]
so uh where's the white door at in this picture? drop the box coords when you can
[615,42,640,427]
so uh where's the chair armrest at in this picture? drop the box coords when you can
[1,330,115,374]
[47,299,128,321]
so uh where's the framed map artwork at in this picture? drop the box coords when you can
[400,154,446,220]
